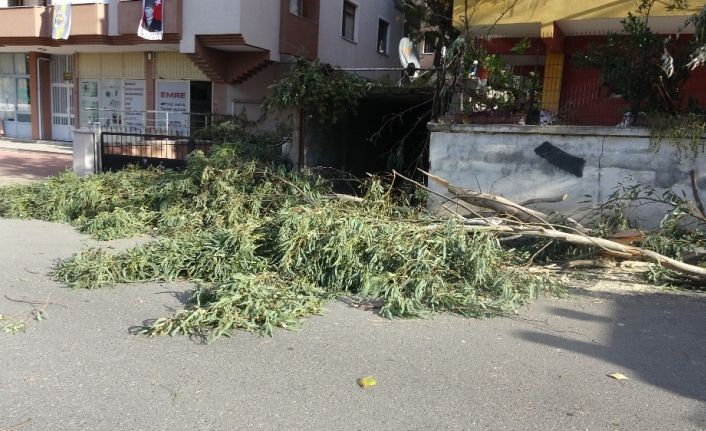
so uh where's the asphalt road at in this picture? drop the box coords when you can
[1,218,705,430]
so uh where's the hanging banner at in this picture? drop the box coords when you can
[137,0,163,41]
[52,4,72,40]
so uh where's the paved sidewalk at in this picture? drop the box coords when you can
[0,147,72,186]
[0,138,73,155]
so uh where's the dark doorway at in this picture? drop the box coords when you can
[190,81,212,130]
[305,89,434,190]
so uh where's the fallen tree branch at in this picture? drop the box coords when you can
[419,171,706,283]
[420,169,587,231]
[392,170,484,218]
[455,223,706,282]
[421,169,551,225]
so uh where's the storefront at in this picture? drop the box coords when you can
[0,53,32,139]
[77,52,211,135]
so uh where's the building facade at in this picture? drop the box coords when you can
[452,0,706,125]
[0,0,403,141]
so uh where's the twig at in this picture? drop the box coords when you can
[689,169,706,221]
[520,194,568,206]
[322,194,364,203]
[4,295,68,309]
[524,240,554,268]
[0,418,32,431]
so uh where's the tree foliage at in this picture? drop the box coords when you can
[575,1,695,115]
[264,57,368,125]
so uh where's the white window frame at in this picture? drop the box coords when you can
[376,17,390,55]
[341,0,358,43]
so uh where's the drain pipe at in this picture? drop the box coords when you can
[36,56,50,141]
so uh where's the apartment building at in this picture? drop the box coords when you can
[0,0,403,141]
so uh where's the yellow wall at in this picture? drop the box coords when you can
[77,53,145,79]
[155,52,208,81]
[541,52,564,113]
[453,0,706,35]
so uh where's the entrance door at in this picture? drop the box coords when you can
[50,55,74,141]
[190,81,211,131]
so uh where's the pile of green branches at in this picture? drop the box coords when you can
[0,146,557,341]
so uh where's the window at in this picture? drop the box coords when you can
[423,32,437,55]
[377,19,389,55]
[0,54,31,124]
[342,1,357,41]
[289,0,304,16]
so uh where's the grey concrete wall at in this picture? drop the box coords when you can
[429,124,706,228]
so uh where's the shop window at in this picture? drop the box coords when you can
[14,53,28,75]
[0,54,14,75]
[0,53,32,130]
[16,78,31,122]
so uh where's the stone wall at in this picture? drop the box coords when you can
[428,124,706,228]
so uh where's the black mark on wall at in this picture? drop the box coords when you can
[534,141,585,177]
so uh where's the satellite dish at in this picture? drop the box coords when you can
[398,37,421,79]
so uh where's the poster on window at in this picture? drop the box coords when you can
[156,80,189,135]
[79,80,99,128]
[100,80,123,127]
[123,79,146,130]
[138,0,163,41]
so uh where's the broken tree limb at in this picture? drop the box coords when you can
[420,169,551,225]
[455,223,706,282]
[392,170,484,219]
[416,171,705,283]
[420,169,587,232]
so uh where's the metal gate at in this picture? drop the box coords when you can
[50,55,74,142]
[100,131,211,172]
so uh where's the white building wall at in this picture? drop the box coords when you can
[317,0,403,80]
[240,0,281,62]
[179,0,243,53]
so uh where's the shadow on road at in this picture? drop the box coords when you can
[516,287,706,426]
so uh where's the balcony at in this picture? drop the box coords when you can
[0,3,108,40]
[0,6,45,38]
[118,0,180,36]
